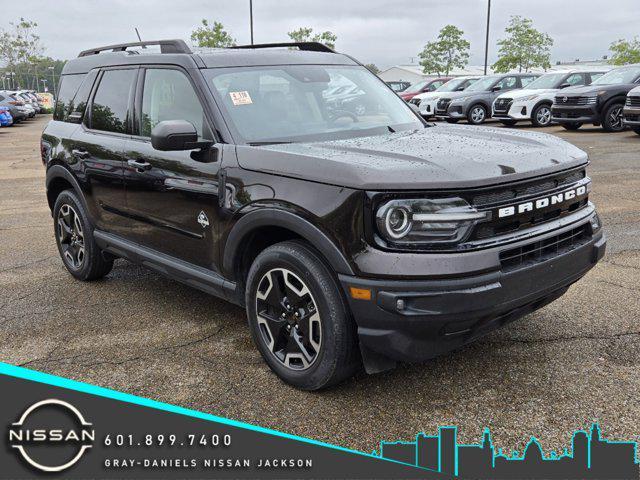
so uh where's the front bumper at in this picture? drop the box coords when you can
[551,104,598,124]
[623,106,640,126]
[340,211,605,365]
[493,102,530,121]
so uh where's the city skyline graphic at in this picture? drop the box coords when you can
[377,423,639,479]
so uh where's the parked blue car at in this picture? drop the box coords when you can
[0,106,13,127]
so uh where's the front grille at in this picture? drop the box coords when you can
[470,169,589,241]
[554,96,596,106]
[494,98,513,113]
[499,224,591,272]
[626,96,640,107]
[436,98,452,113]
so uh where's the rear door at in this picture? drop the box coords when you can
[70,67,137,234]
[122,66,223,271]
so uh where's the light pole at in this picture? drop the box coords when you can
[48,66,57,95]
[483,0,491,76]
[249,0,254,45]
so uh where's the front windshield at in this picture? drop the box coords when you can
[403,79,429,94]
[437,77,475,92]
[592,66,640,85]
[463,76,499,92]
[205,65,423,144]
[525,73,567,89]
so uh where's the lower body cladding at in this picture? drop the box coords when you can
[339,210,605,373]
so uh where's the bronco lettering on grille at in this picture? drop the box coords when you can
[497,185,588,218]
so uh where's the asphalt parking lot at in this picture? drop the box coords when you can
[1,116,639,454]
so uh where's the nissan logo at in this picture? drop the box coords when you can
[562,96,568,103]
[8,399,95,472]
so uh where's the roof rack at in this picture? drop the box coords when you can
[230,42,336,53]
[78,39,192,57]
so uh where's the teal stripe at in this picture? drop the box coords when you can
[0,362,432,472]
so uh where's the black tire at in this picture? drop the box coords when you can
[633,127,640,136]
[53,190,113,281]
[499,120,517,127]
[245,240,360,390]
[531,103,553,127]
[467,104,487,125]
[562,122,583,131]
[445,118,459,124]
[602,102,626,132]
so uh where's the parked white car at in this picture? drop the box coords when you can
[492,69,609,127]
[410,76,480,119]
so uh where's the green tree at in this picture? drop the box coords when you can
[493,16,553,73]
[190,19,236,48]
[364,63,380,75]
[287,27,337,49]
[609,37,640,65]
[418,25,470,76]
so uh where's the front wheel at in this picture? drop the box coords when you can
[531,104,552,127]
[562,122,583,131]
[245,241,360,390]
[467,104,487,125]
[602,103,626,132]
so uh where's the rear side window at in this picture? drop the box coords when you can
[90,69,136,134]
[53,74,86,121]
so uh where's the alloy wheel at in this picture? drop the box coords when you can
[608,105,624,131]
[255,268,322,371]
[536,106,552,126]
[471,106,485,123]
[57,204,85,269]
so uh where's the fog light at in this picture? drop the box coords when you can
[396,299,405,311]
[590,214,601,231]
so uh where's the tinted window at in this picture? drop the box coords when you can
[53,74,86,121]
[589,72,605,83]
[69,71,98,120]
[90,69,135,133]
[140,69,207,138]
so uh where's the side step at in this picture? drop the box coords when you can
[93,230,239,304]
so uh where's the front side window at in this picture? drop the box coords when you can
[140,68,208,138]
[565,73,586,86]
[520,76,538,87]
[90,69,136,134]
[205,65,422,144]
[496,76,517,90]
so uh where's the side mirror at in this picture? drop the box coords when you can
[491,85,502,92]
[456,86,465,91]
[559,83,571,89]
[151,120,212,151]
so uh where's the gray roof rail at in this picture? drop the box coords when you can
[78,39,192,57]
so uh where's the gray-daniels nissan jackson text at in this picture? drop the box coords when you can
[41,40,606,390]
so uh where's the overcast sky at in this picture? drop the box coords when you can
[2,0,638,69]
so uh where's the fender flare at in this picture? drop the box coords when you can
[600,95,627,114]
[223,208,355,277]
[45,164,88,212]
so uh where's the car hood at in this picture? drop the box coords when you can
[629,85,640,96]
[560,83,636,95]
[413,91,447,101]
[235,125,588,190]
[502,88,557,99]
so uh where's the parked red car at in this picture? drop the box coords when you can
[399,77,452,101]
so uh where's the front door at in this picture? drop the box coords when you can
[122,67,222,271]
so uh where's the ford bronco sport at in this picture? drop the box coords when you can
[42,40,606,390]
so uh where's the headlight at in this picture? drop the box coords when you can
[375,197,489,247]
[452,96,469,103]
[519,94,540,101]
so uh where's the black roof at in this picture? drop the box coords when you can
[62,40,358,75]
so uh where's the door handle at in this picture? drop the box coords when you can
[71,149,90,159]
[127,159,152,171]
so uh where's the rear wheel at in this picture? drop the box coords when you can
[246,241,359,390]
[531,104,552,127]
[467,104,487,125]
[53,190,113,280]
[562,122,583,131]
[602,103,625,132]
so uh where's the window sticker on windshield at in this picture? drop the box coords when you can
[229,91,253,106]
